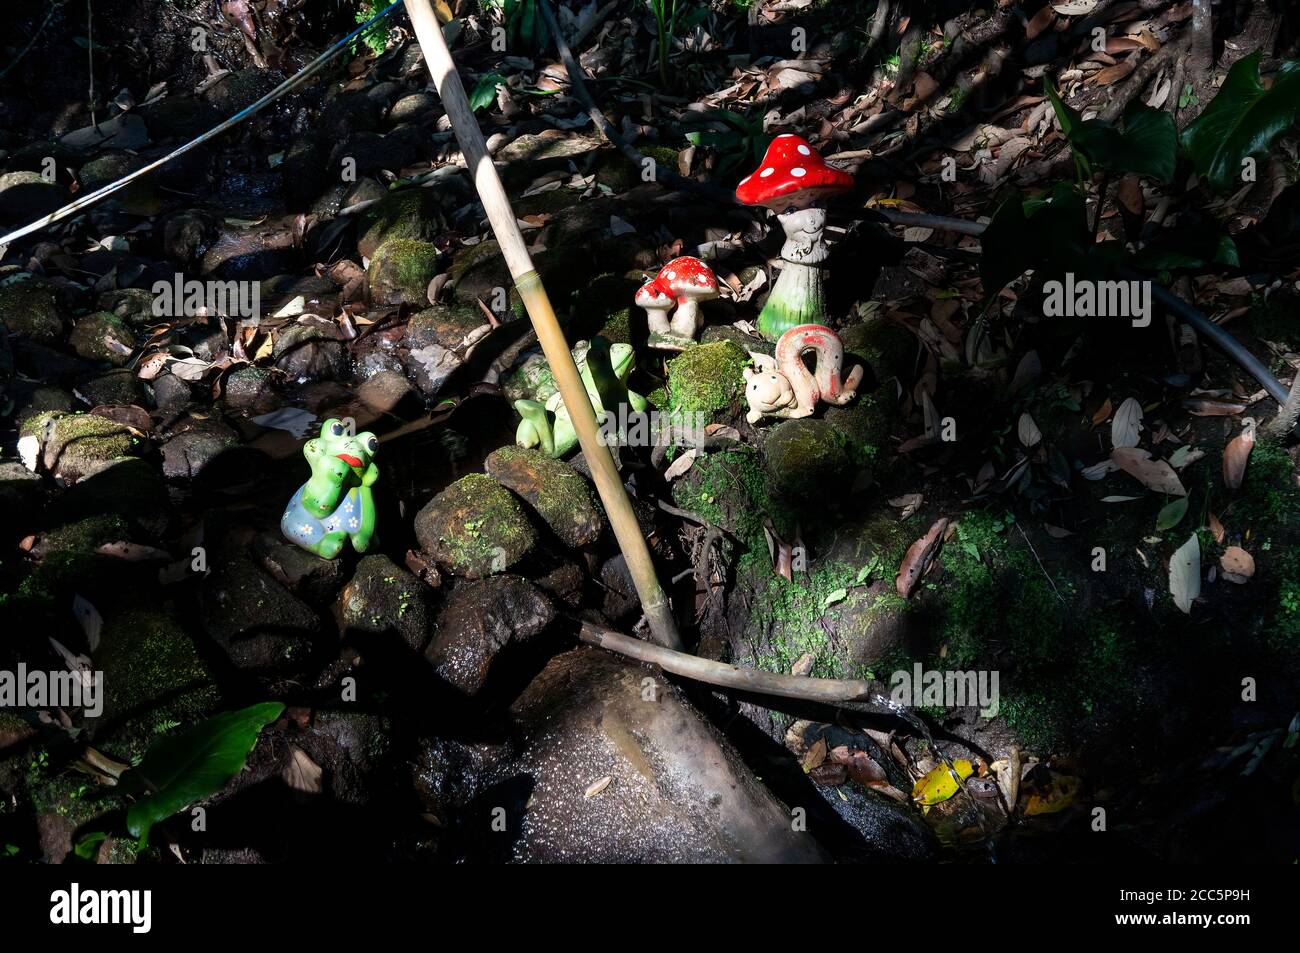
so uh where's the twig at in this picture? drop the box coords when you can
[1016,524,1065,605]
[0,1,67,82]
[577,619,898,709]
[87,0,97,129]
[1099,29,1192,123]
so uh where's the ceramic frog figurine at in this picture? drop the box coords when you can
[514,337,647,457]
[281,417,379,558]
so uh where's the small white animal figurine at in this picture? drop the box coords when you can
[744,324,863,424]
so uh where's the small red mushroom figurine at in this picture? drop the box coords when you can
[735,134,853,341]
[634,279,674,339]
[634,255,719,351]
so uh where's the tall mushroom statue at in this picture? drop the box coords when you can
[736,134,854,341]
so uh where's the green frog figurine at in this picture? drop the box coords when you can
[513,337,647,458]
[281,417,379,558]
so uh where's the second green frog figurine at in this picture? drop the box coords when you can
[281,417,379,559]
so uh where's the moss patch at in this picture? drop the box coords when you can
[664,340,750,416]
[413,473,538,578]
[762,418,853,501]
[367,238,442,306]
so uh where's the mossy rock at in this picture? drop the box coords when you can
[35,514,132,557]
[68,311,136,366]
[337,554,432,653]
[450,239,586,315]
[593,153,641,193]
[840,314,916,385]
[96,287,158,328]
[762,418,852,502]
[78,368,143,406]
[824,387,896,475]
[496,131,601,164]
[0,170,68,222]
[664,341,751,416]
[403,303,488,350]
[735,561,911,678]
[20,411,139,483]
[78,153,146,191]
[53,457,169,538]
[5,515,135,618]
[413,473,538,579]
[367,238,441,307]
[568,273,639,342]
[485,445,606,548]
[93,608,220,761]
[357,189,449,259]
[0,280,65,343]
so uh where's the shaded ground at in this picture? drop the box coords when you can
[0,0,1297,863]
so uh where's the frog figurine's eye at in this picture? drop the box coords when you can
[327,419,345,437]
[363,434,378,455]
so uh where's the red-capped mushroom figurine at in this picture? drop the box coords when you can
[736,134,854,341]
[634,279,674,340]
[635,255,720,351]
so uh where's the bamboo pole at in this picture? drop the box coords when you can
[404,0,681,649]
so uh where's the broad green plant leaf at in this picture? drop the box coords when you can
[470,72,505,113]
[1046,79,1176,181]
[1182,52,1300,191]
[122,702,284,847]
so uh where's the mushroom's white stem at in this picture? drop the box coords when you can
[776,206,830,264]
[671,298,702,338]
[644,303,673,337]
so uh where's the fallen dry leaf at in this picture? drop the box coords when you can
[896,517,951,598]
[283,747,323,794]
[1220,546,1255,583]
[1169,533,1201,614]
[1209,512,1226,543]
[1111,447,1187,496]
[584,776,613,798]
[1222,418,1256,490]
[1111,397,1143,448]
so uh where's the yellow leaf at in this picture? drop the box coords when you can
[1023,774,1081,816]
[433,0,454,23]
[911,759,974,806]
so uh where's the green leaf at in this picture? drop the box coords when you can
[122,703,284,847]
[1047,79,1176,181]
[980,182,1091,293]
[822,588,848,610]
[73,832,109,861]
[1182,52,1300,192]
[1155,496,1189,531]
[1112,102,1177,182]
[470,72,505,113]
[1130,227,1239,271]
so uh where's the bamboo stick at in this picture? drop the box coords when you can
[404,0,682,649]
